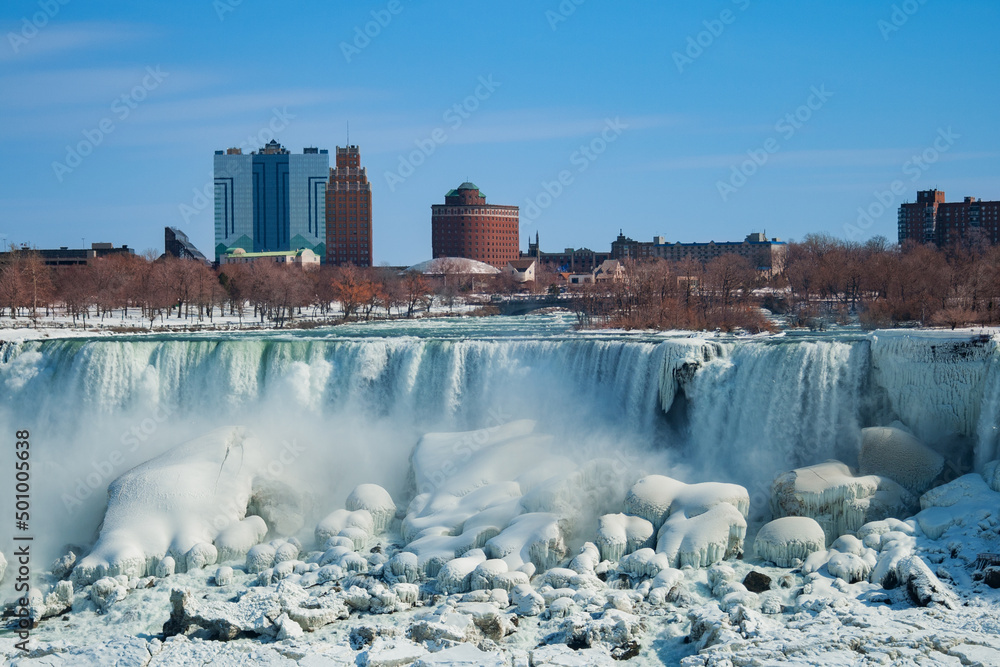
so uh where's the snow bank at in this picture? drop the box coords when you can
[771,460,917,540]
[859,425,944,495]
[754,517,825,567]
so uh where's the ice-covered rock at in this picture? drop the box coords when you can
[512,583,545,616]
[214,565,234,587]
[618,548,672,580]
[569,542,601,574]
[983,459,1000,493]
[346,483,397,533]
[436,550,487,594]
[73,427,260,585]
[595,513,654,562]
[315,508,374,548]
[412,643,505,667]
[185,542,217,571]
[485,512,566,571]
[859,425,944,496]
[915,474,1000,539]
[246,544,276,574]
[90,576,128,613]
[624,474,688,528]
[771,460,917,540]
[754,517,825,567]
[656,503,746,568]
[470,558,508,590]
[215,515,268,563]
[155,555,175,578]
[384,551,420,584]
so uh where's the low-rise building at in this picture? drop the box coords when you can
[504,258,537,283]
[0,243,134,268]
[611,232,787,276]
[220,247,320,268]
[594,259,625,283]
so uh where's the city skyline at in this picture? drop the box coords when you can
[2,1,998,265]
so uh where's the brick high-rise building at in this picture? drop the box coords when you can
[898,190,1000,246]
[325,145,372,267]
[431,182,519,269]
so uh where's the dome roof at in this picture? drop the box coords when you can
[406,257,500,275]
[457,181,479,191]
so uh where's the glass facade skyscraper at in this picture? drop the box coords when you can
[214,141,328,262]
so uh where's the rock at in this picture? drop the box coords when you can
[985,567,1000,589]
[754,517,826,567]
[511,584,545,616]
[185,542,218,571]
[216,515,269,563]
[246,544,276,574]
[742,571,772,593]
[361,638,429,667]
[50,551,76,580]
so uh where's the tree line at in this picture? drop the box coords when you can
[3,234,999,331]
[571,234,1000,331]
[0,249,441,328]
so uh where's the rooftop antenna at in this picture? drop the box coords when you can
[347,121,350,146]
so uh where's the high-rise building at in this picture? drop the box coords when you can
[898,190,1000,246]
[431,182,519,269]
[164,227,209,264]
[214,141,328,262]
[325,145,372,267]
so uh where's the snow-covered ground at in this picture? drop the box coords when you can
[1,319,999,665]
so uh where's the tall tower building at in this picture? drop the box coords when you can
[214,141,328,262]
[325,145,372,267]
[431,182,519,269]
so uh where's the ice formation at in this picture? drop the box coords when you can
[753,517,826,567]
[73,427,266,585]
[771,460,917,540]
[3,325,1000,665]
[858,424,944,495]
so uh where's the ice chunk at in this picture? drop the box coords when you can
[347,483,397,534]
[859,425,944,496]
[246,544,276,574]
[469,558,508,591]
[983,459,1000,493]
[214,566,234,587]
[753,517,825,567]
[771,460,917,540]
[595,513,654,562]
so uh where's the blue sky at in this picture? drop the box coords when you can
[1,0,998,265]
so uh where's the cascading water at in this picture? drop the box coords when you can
[1,319,998,564]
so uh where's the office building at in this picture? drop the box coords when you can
[214,141,328,261]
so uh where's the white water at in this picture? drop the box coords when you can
[1,317,998,569]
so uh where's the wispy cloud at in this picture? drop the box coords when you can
[0,21,152,61]
[644,148,1000,171]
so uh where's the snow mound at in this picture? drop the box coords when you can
[859,425,944,496]
[315,508,375,549]
[73,427,262,585]
[347,484,397,533]
[771,460,917,540]
[754,517,825,567]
